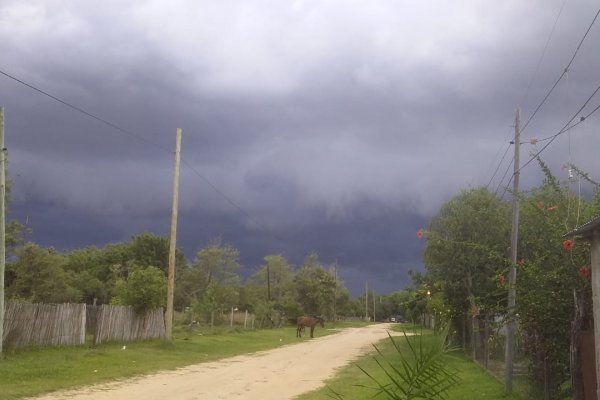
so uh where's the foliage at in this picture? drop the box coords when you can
[7,243,82,303]
[416,160,597,397]
[423,188,510,342]
[513,163,594,396]
[293,252,338,317]
[329,328,460,400]
[112,266,167,313]
[187,242,241,324]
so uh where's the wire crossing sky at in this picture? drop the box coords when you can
[1,0,599,295]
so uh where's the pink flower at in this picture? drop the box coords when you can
[547,205,558,212]
[416,228,424,239]
[579,266,590,279]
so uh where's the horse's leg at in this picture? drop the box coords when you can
[310,326,315,338]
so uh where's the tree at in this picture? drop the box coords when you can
[7,243,82,303]
[244,254,295,326]
[189,242,241,325]
[112,266,167,313]
[423,187,510,347]
[293,253,337,317]
[514,162,594,396]
[64,246,108,304]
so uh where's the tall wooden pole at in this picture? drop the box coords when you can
[365,281,368,321]
[505,108,520,392]
[165,128,182,341]
[373,290,376,322]
[0,107,5,354]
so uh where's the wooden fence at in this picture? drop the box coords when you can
[2,303,86,348]
[2,303,166,349]
[94,305,165,344]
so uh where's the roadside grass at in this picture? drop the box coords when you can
[0,320,365,400]
[297,325,533,400]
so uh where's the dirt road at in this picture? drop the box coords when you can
[31,323,399,400]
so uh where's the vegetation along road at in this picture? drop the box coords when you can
[30,323,400,400]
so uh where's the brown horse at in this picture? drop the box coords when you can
[296,316,324,338]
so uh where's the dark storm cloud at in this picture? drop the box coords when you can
[2,0,600,294]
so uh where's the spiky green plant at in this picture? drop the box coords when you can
[330,327,459,400]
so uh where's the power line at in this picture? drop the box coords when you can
[181,158,284,242]
[486,142,512,190]
[0,67,284,243]
[486,1,566,193]
[519,82,600,172]
[520,0,568,106]
[495,156,514,198]
[0,69,170,153]
[520,5,600,135]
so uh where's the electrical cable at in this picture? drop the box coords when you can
[486,142,512,190]
[520,5,600,135]
[520,0,568,106]
[519,83,600,172]
[0,69,170,153]
[486,1,566,192]
[495,156,514,198]
[0,67,285,243]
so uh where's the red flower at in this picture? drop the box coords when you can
[563,239,574,251]
[547,205,558,212]
[416,228,424,238]
[579,266,590,279]
[537,201,545,209]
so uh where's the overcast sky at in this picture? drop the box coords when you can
[1,0,599,295]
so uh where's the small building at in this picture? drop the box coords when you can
[564,216,600,399]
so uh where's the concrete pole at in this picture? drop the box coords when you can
[505,108,520,392]
[0,107,5,354]
[165,128,182,341]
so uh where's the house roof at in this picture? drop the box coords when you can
[563,216,600,239]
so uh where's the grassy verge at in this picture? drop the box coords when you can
[0,321,369,400]
[297,326,533,400]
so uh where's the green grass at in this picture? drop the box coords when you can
[0,322,362,400]
[0,322,534,400]
[297,326,533,400]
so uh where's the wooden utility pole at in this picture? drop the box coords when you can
[365,281,369,321]
[373,290,376,322]
[0,107,5,355]
[505,108,520,392]
[165,128,182,341]
[333,265,337,328]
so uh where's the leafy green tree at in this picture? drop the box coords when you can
[514,161,594,396]
[64,246,108,304]
[7,243,82,303]
[293,252,337,317]
[189,242,241,324]
[129,232,186,275]
[112,266,167,313]
[423,187,510,345]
